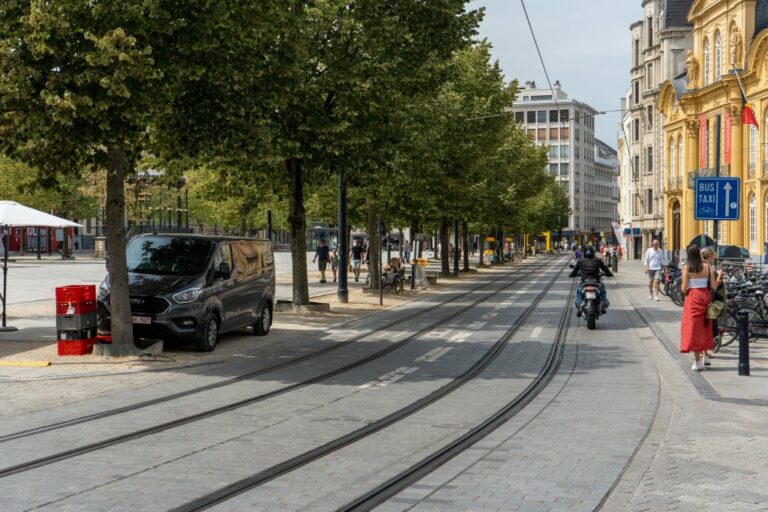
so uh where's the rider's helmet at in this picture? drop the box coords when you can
[583,245,596,258]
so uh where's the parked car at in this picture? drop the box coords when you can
[97,234,275,351]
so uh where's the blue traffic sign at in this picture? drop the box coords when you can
[694,177,740,221]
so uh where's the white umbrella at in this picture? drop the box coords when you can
[0,201,83,228]
[0,201,84,331]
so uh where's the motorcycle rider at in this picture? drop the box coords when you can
[569,245,613,316]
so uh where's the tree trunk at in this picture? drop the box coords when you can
[286,157,309,305]
[440,216,450,275]
[367,202,380,289]
[398,227,403,261]
[239,207,247,237]
[462,220,470,272]
[105,144,135,353]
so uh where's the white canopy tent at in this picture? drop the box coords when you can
[0,201,83,331]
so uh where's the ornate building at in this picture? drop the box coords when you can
[658,0,768,256]
[622,0,693,259]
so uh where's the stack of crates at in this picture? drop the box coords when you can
[55,285,97,356]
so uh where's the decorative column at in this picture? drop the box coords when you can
[730,105,745,247]
[683,119,699,245]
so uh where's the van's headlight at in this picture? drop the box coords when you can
[172,287,202,304]
[97,280,110,300]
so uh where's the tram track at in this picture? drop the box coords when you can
[0,258,566,480]
[0,258,559,446]
[168,263,574,512]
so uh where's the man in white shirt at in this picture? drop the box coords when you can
[643,239,665,301]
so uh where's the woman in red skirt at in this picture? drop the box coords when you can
[680,245,721,371]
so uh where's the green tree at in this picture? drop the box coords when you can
[0,1,282,351]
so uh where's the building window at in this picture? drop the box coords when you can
[538,128,546,140]
[560,145,569,158]
[647,17,653,47]
[678,136,684,179]
[764,114,768,164]
[715,32,722,80]
[646,189,653,215]
[704,38,710,86]
[549,145,558,158]
[537,110,547,123]
[750,125,757,173]
[633,155,640,180]
[646,63,653,89]
[646,106,653,130]
[561,163,569,175]
[647,147,653,174]
[560,110,569,122]
[515,112,524,124]
[549,164,558,176]
[633,39,640,67]
[750,192,757,251]
[527,111,535,124]
[633,81,640,104]
[670,139,676,182]
[549,110,559,122]
[633,119,640,141]
[765,195,768,245]
[560,126,570,139]
[550,127,559,140]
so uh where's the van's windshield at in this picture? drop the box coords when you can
[126,236,214,276]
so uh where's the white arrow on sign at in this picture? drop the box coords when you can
[723,182,733,217]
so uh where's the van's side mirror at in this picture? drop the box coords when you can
[215,262,231,280]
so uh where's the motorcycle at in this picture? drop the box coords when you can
[570,265,611,330]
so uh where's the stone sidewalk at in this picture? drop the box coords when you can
[600,260,768,511]
[618,260,768,403]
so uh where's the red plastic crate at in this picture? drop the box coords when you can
[56,301,96,315]
[55,285,96,304]
[57,339,95,356]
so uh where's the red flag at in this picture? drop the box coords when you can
[740,85,759,127]
[743,103,759,127]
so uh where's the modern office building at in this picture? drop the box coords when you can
[594,139,621,237]
[512,81,615,243]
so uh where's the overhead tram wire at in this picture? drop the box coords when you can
[520,0,559,112]
[463,109,623,123]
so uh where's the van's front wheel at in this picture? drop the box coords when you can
[197,314,220,352]
[254,304,272,336]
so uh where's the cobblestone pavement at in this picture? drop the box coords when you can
[378,260,768,512]
[0,257,554,511]
[6,256,767,511]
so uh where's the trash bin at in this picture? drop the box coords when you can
[55,285,97,356]
[413,258,428,289]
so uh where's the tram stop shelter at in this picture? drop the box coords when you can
[0,201,82,332]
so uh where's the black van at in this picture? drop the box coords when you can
[97,234,275,351]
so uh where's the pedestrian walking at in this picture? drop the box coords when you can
[643,239,665,301]
[330,247,338,283]
[403,241,411,264]
[680,245,721,371]
[574,245,583,261]
[701,247,723,366]
[312,238,330,283]
[350,239,365,282]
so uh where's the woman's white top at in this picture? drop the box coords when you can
[688,277,709,289]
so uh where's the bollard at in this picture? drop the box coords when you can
[738,310,751,376]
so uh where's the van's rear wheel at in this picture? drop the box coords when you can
[254,304,272,336]
[197,314,219,352]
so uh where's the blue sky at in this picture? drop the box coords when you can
[468,1,640,147]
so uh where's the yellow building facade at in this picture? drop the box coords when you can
[658,0,768,256]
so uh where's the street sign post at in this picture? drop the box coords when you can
[694,177,741,221]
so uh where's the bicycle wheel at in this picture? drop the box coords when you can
[717,311,739,349]
[670,284,684,307]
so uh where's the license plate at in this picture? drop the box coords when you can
[585,292,597,299]
[132,316,152,325]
